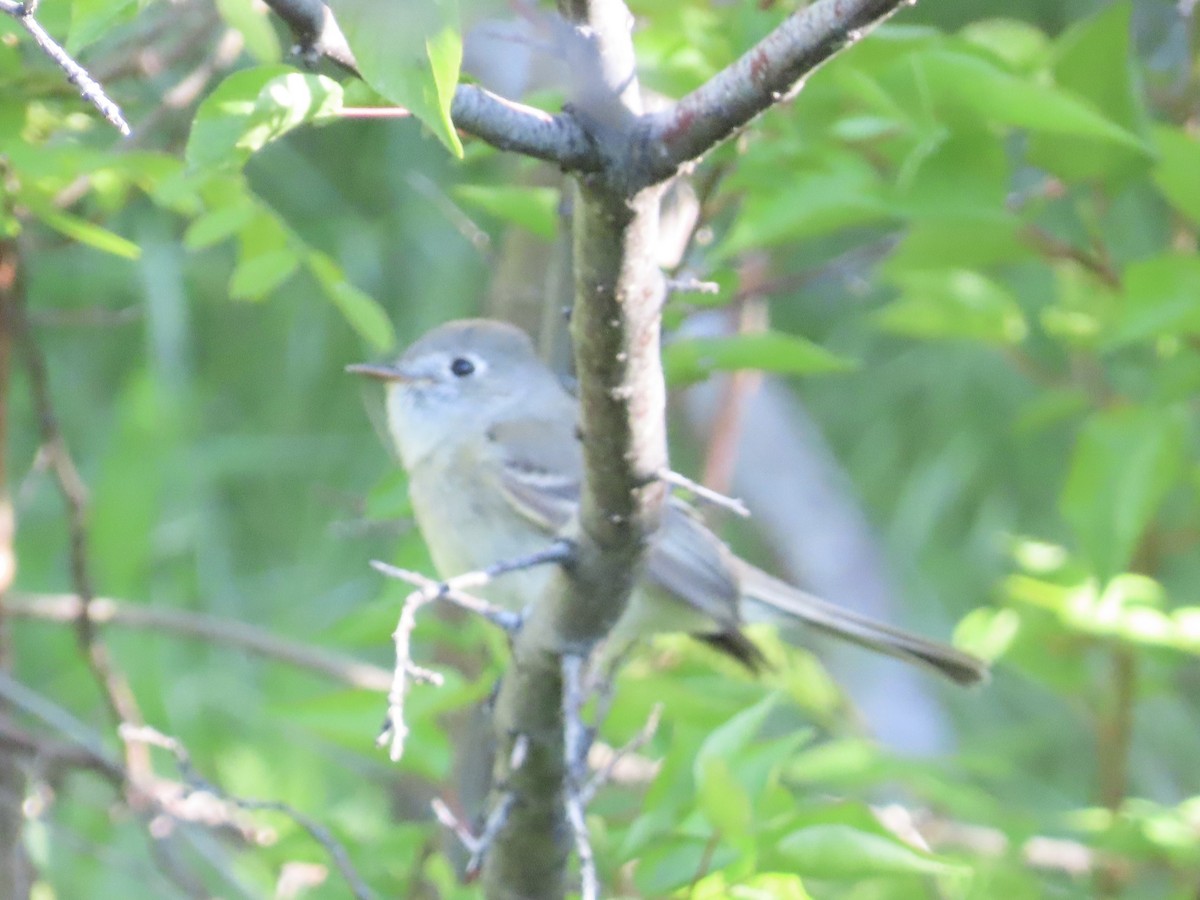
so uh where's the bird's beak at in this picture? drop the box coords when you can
[345,362,411,382]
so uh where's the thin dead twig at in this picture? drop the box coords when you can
[122,724,376,900]
[12,282,150,780]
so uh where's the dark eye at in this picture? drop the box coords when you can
[450,357,475,377]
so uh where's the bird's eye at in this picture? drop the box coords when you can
[449,357,475,377]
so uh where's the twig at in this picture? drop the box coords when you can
[665,276,720,295]
[371,544,573,762]
[431,734,526,879]
[0,672,269,846]
[700,293,768,497]
[0,237,30,898]
[580,703,661,804]
[13,284,150,780]
[6,592,392,692]
[565,788,597,900]
[369,561,518,629]
[561,654,598,899]
[656,468,750,518]
[370,580,443,762]
[120,724,376,900]
[876,804,1124,879]
[0,1,130,135]
[1021,225,1122,290]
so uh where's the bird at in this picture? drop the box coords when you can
[349,319,987,686]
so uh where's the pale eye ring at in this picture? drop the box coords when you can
[449,357,475,377]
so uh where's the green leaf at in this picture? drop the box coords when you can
[891,130,1008,220]
[634,835,739,896]
[953,607,1021,662]
[1026,4,1150,180]
[229,247,301,299]
[958,18,1050,72]
[68,0,141,52]
[777,825,968,879]
[215,0,282,63]
[308,252,396,350]
[183,201,256,250]
[696,693,778,768]
[452,184,557,240]
[187,66,343,170]
[695,755,753,837]
[1060,407,1187,579]
[22,194,140,260]
[330,0,463,156]
[876,269,1027,344]
[720,152,891,255]
[1152,125,1200,227]
[664,333,855,386]
[890,217,1028,269]
[1106,254,1200,349]
[915,49,1147,151]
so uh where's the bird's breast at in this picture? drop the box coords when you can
[408,449,555,612]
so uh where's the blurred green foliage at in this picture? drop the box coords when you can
[1,0,1198,897]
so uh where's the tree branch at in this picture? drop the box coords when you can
[635,0,916,185]
[14,290,150,779]
[5,592,392,692]
[0,236,32,900]
[0,0,130,135]
[259,0,601,169]
[479,0,669,894]
[450,86,599,171]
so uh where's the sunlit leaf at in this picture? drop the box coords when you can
[777,825,968,879]
[187,66,343,170]
[23,194,141,259]
[1106,254,1200,349]
[1060,407,1186,578]
[1152,125,1200,226]
[877,269,1027,344]
[664,333,855,386]
[330,0,463,156]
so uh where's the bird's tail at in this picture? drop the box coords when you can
[734,560,988,687]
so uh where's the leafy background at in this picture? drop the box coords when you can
[2,0,1198,897]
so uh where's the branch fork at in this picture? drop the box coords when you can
[370,543,576,763]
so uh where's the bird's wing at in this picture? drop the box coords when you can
[485,416,583,534]
[645,502,744,632]
[487,416,760,665]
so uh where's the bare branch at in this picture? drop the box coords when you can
[13,285,150,780]
[0,237,32,899]
[121,724,376,900]
[431,735,526,879]
[1,1,130,135]
[657,468,750,519]
[6,592,392,693]
[452,85,600,170]
[636,0,916,185]
[580,703,662,804]
[371,544,572,762]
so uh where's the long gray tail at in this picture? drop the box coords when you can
[735,560,988,687]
